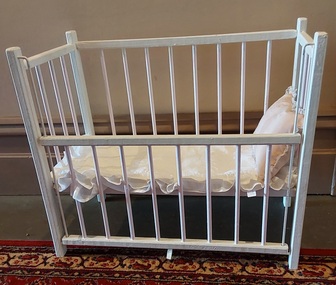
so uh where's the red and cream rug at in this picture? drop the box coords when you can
[0,241,335,284]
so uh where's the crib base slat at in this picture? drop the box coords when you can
[62,235,289,255]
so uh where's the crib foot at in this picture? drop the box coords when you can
[166,249,173,260]
[283,196,292,208]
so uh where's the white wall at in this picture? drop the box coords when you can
[1,0,335,118]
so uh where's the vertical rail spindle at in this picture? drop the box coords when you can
[301,52,311,110]
[92,146,111,238]
[168,46,178,135]
[122,48,137,135]
[192,45,199,135]
[206,145,212,242]
[264,41,272,114]
[240,42,246,134]
[282,192,290,246]
[261,145,272,245]
[100,50,117,135]
[48,60,69,136]
[217,44,222,134]
[35,66,61,162]
[296,47,306,114]
[119,146,136,239]
[234,145,241,244]
[147,146,161,240]
[60,56,80,135]
[176,145,186,241]
[144,48,157,135]
[65,147,87,238]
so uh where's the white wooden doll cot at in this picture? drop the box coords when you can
[6,18,327,269]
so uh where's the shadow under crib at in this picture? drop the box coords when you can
[60,194,294,245]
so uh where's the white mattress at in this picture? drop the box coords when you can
[53,145,298,202]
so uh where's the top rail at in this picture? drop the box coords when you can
[18,29,299,68]
[39,133,301,147]
[75,30,297,50]
[25,44,76,68]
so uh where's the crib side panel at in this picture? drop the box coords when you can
[16,43,93,140]
[289,31,328,269]
[74,29,298,136]
[6,47,67,257]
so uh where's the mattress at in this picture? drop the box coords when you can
[53,145,298,202]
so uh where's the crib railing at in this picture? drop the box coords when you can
[74,29,299,137]
[17,24,315,141]
[40,133,301,254]
[18,28,303,140]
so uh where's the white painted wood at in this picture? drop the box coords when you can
[34,66,61,162]
[206,145,212,242]
[121,48,137,135]
[26,44,75,68]
[216,44,222,134]
[75,200,87,238]
[281,196,290,246]
[48,60,68,135]
[192,45,200,135]
[62,235,289,255]
[92,146,111,238]
[283,196,292,208]
[240,42,246,134]
[264,41,272,114]
[166,249,173,259]
[176,145,186,241]
[66,31,95,135]
[261,145,272,246]
[288,31,328,270]
[147,146,160,240]
[168,47,178,135]
[75,30,297,50]
[234,145,241,244]
[100,50,117,136]
[119,146,136,239]
[60,56,80,135]
[144,48,157,135]
[39,133,301,147]
[298,31,314,47]
[292,18,307,91]
[6,47,67,257]
[65,146,87,238]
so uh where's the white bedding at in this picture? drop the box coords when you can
[53,145,298,202]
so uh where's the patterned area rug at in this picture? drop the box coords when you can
[0,241,335,284]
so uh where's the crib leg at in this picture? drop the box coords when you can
[166,249,173,260]
[283,196,292,208]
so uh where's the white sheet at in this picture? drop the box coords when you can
[53,145,298,202]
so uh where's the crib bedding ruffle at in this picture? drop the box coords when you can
[53,145,297,203]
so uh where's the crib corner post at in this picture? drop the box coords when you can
[288,249,300,270]
[6,47,68,258]
[65,30,95,135]
[296,17,308,31]
[291,17,308,90]
[288,30,328,272]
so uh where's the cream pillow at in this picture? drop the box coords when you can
[253,87,303,180]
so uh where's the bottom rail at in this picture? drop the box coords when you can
[62,235,289,255]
